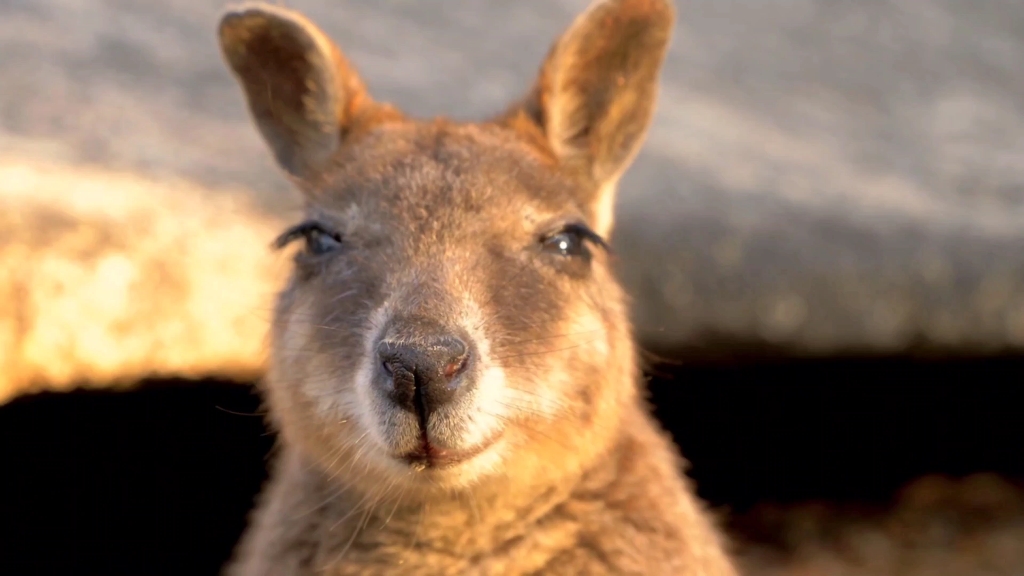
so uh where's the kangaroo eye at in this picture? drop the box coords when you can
[274,220,343,255]
[540,223,607,259]
[305,228,343,255]
[542,231,587,257]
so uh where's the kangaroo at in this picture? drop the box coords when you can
[218,1,736,574]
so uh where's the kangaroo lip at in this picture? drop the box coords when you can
[401,434,498,470]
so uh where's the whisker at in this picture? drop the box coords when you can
[381,478,410,529]
[214,405,268,417]
[480,408,574,452]
[407,501,429,554]
[490,328,604,351]
[492,339,599,363]
[328,479,382,532]
[289,479,348,520]
[331,487,380,564]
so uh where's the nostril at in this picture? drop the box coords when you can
[441,355,467,380]
[375,328,475,416]
[435,336,469,377]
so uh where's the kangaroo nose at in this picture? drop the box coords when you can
[377,332,471,417]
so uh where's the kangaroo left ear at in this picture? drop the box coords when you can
[218,3,379,182]
[499,0,675,236]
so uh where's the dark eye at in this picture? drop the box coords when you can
[542,230,587,257]
[305,227,343,255]
[274,220,343,255]
[540,223,607,258]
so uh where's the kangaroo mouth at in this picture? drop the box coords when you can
[396,371,498,470]
[400,429,499,470]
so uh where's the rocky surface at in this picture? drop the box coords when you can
[735,474,1024,576]
[3,0,1024,358]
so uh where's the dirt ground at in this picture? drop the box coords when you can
[734,474,1024,576]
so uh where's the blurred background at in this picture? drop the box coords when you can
[1,0,1022,574]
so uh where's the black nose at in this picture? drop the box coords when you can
[377,331,471,418]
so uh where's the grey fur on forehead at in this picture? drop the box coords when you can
[302,125,588,228]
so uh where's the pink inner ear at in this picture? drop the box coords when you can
[220,9,353,179]
[219,6,401,181]
[538,0,674,183]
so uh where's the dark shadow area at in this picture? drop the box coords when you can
[1,356,1021,575]
[0,380,273,576]
[649,355,1024,513]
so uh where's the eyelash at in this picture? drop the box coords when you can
[561,223,609,250]
[272,220,607,260]
[273,221,343,253]
[540,223,609,258]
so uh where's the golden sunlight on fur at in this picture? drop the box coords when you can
[0,155,290,404]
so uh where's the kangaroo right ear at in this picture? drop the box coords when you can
[497,0,674,237]
[218,3,374,180]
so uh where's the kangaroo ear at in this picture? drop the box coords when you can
[218,3,374,180]
[503,0,675,235]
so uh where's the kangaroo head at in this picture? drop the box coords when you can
[219,0,674,496]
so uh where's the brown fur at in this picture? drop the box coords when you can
[218,1,737,574]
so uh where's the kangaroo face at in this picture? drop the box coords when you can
[267,122,629,491]
[219,0,674,493]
